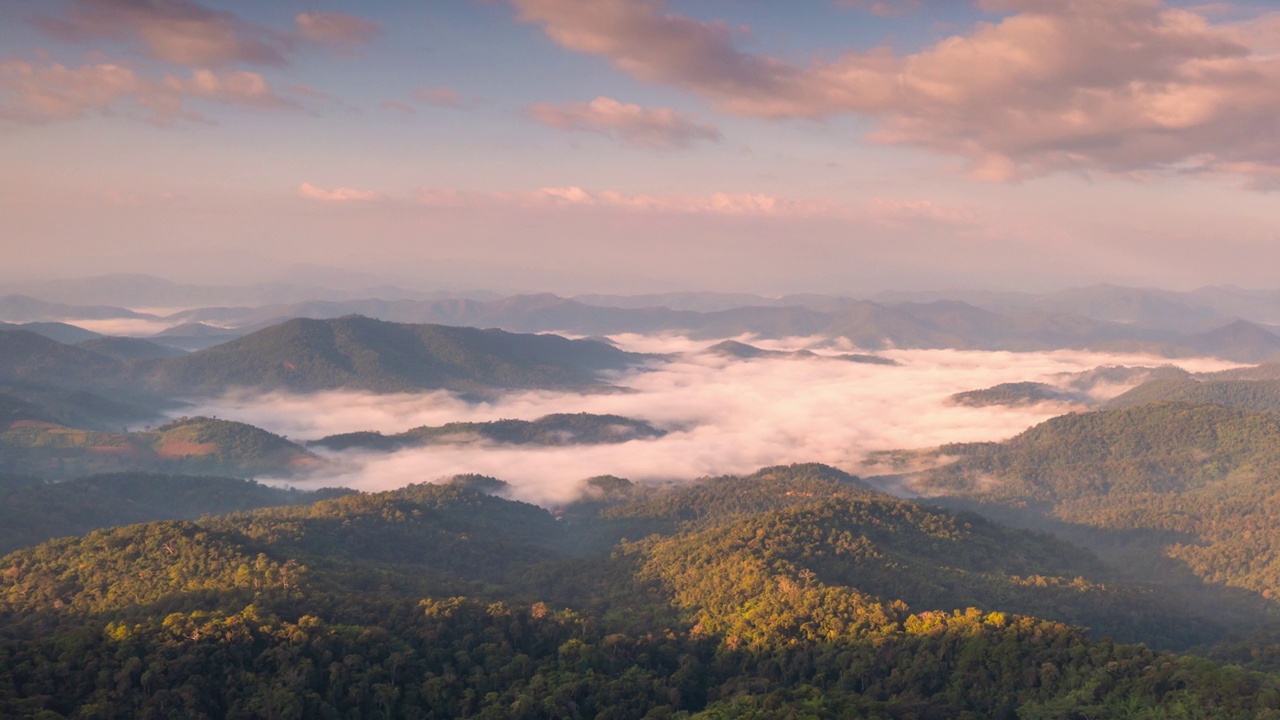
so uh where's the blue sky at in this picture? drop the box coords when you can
[3,0,1280,294]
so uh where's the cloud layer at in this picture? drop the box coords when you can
[181,336,1242,506]
[515,0,1280,185]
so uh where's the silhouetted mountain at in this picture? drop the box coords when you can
[702,340,896,365]
[0,383,162,431]
[1181,319,1280,362]
[143,315,645,395]
[149,321,251,351]
[76,336,186,361]
[0,294,156,322]
[0,330,124,390]
[950,381,1087,408]
[0,472,348,556]
[310,412,666,452]
[0,321,103,344]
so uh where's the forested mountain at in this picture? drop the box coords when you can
[0,329,126,391]
[902,402,1280,630]
[311,412,666,452]
[0,416,319,478]
[0,294,154,322]
[141,316,645,395]
[950,381,1087,408]
[0,472,349,556]
[0,321,103,343]
[0,317,648,399]
[2,464,1275,717]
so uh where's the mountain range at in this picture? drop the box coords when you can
[12,278,1280,360]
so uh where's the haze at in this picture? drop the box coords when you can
[3,0,1280,294]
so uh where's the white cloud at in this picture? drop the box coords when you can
[515,0,1280,186]
[181,337,1242,506]
[297,183,381,202]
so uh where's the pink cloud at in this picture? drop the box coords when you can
[413,86,465,108]
[419,185,844,217]
[528,96,721,149]
[515,0,1280,186]
[31,0,288,68]
[380,100,416,115]
[0,60,289,124]
[297,182,381,202]
[295,12,382,50]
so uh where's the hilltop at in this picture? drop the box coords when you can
[0,464,1269,717]
[142,315,645,394]
[0,415,319,478]
[311,412,666,452]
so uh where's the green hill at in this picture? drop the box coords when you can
[0,329,124,391]
[909,402,1280,626]
[0,415,320,478]
[950,381,1086,408]
[0,472,348,556]
[143,315,644,394]
[1107,377,1280,414]
[1,466,1274,718]
[311,412,666,452]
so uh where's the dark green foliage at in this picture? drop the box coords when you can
[0,382,163,430]
[2,466,1277,718]
[0,330,124,392]
[0,472,346,555]
[311,412,666,452]
[912,402,1280,631]
[1108,377,1280,414]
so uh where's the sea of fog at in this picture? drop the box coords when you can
[176,334,1243,506]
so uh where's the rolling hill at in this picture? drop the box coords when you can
[1,464,1272,717]
[311,412,666,452]
[0,415,320,478]
[902,402,1280,629]
[142,315,646,394]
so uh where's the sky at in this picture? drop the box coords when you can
[3,0,1280,295]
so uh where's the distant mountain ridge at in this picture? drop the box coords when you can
[125,295,1280,362]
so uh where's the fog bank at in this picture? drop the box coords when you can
[179,335,1242,506]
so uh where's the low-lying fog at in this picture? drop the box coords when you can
[179,334,1242,506]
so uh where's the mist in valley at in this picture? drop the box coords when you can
[176,333,1243,506]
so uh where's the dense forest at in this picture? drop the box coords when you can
[906,402,1280,639]
[0,416,319,478]
[4,464,1280,717]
